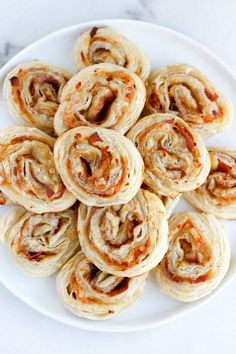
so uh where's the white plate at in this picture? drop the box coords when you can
[0,19,236,332]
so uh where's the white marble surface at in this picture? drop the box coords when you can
[0,0,236,353]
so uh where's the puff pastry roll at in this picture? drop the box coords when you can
[78,189,168,277]
[74,27,150,81]
[154,212,230,302]
[0,206,80,277]
[0,126,76,213]
[185,147,236,219]
[127,113,210,197]
[54,126,144,206]
[54,63,146,136]
[57,251,147,320]
[145,64,232,137]
[3,61,71,134]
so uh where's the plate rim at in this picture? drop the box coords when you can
[0,18,236,332]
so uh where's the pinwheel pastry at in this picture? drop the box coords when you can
[154,211,230,302]
[54,63,146,136]
[57,251,147,320]
[145,64,232,137]
[54,126,144,206]
[0,126,76,213]
[73,27,150,81]
[78,189,168,277]
[0,206,80,277]
[3,61,71,134]
[127,113,210,198]
[185,146,236,219]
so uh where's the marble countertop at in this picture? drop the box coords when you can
[0,0,236,354]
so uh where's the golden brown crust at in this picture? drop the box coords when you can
[54,63,146,136]
[78,189,168,276]
[54,126,144,206]
[127,113,210,197]
[0,206,80,276]
[74,27,150,80]
[185,146,236,219]
[57,251,147,320]
[145,64,232,137]
[154,211,230,302]
[3,61,71,134]
[0,126,76,213]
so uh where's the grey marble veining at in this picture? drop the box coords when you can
[0,42,24,67]
[125,0,156,21]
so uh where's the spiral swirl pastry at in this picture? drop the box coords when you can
[154,212,230,302]
[73,27,150,81]
[3,61,71,134]
[54,126,144,206]
[0,206,80,277]
[145,64,232,137]
[0,126,76,213]
[185,147,236,219]
[54,63,146,136]
[127,113,210,197]
[57,251,147,320]
[78,189,168,277]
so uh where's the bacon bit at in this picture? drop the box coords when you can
[217,160,232,173]
[75,82,81,90]
[80,51,86,64]
[10,76,19,86]
[24,250,55,262]
[107,74,114,81]
[90,26,99,37]
[13,167,17,176]
[34,74,59,89]
[74,133,82,141]
[126,92,132,100]
[108,278,129,297]
[203,115,214,123]
[88,132,103,143]
[175,125,196,152]
[149,92,160,110]
[165,119,175,124]
[86,87,115,123]
[46,186,55,198]
[11,136,34,144]
[178,220,194,230]
[166,167,186,178]
[23,153,34,159]
[0,196,6,205]
[161,149,167,157]
[205,88,218,101]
